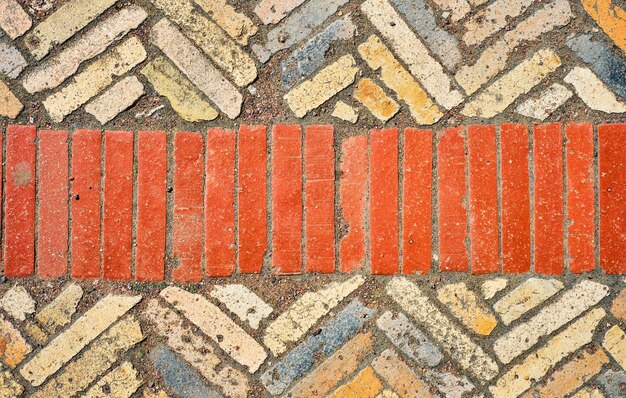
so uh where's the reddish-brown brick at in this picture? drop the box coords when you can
[305,125,335,273]
[238,125,267,274]
[534,123,564,275]
[136,131,167,282]
[71,130,102,278]
[172,132,204,282]
[437,127,468,272]
[4,125,36,277]
[402,128,432,275]
[205,128,236,277]
[500,123,531,273]
[339,136,368,273]
[272,125,303,274]
[37,130,69,278]
[102,131,133,280]
[599,123,626,274]
[468,125,499,274]
[370,128,399,275]
[566,123,595,273]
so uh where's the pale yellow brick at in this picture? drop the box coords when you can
[493,278,564,325]
[0,80,23,118]
[611,289,626,321]
[83,361,142,398]
[23,322,48,346]
[437,282,498,336]
[0,371,23,398]
[332,101,359,124]
[572,387,605,398]
[603,325,626,369]
[463,0,537,46]
[481,278,508,300]
[353,78,399,122]
[430,0,470,22]
[193,0,257,45]
[35,284,83,334]
[328,367,383,398]
[376,390,399,398]
[85,75,144,124]
[0,285,35,321]
[564,67,626,113]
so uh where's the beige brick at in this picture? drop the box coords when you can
[564,67,626,113]
[572,387,605,398]
[437,282,498,336]
[430,0,470,22]
[85,75,144,124]
[21,294,141,386]
[161,287,267,373]
[463,0,537,46]
[489,308,606,398]
[0,0,31,39]
[611,289,626,321]
[461,48,561,118]
[371,349,433,397]
[0,371,23,398]
[23,0,119,60]
[0,285,35,321]
[328,367,383,398]
[0,80,23,118]
[284,54,358,118]
[516,82,573,121]
[210,284,273,330]
[264,275,364,355]
[21,5,147,94]
[332,100,359,124]
[35,284,83,334]
[481,278,508,300]
[361,0,464,110]
[254,0,305,24]
[83,361,142,398]
[494,278,564,325]
[42,37,146,123]
[23,322,48,346]
[31,317,143,398]
[193,0,257,45]
[603,325,626,369]
[143,390,169,398]
[377,391,399,398]
[353,78,399,122]
[0,319,32,368]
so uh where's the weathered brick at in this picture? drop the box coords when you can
[0,0,32,39]
[0,286,35,321]
[603,325,626,369]
[0,41,27,79]
[564,67,626,113]
[493,278,563,325]
[580,0,626,53]
[463,0,537,46]
[370,128,399,275]
[85,76,144,124]
[429,0,470,22]
[210,285,273,329]
[353,78,399,122]
[481,278,508,299]
[437,282,498,335]
[37,130,69,278]
[83,361,142,398]
[0,318,31,367]
[328,366,382,398]
[193,0,257,45]
[611,289,626,321]
[516,81,573,120]
[0,80,22,118]
[0,371,23,397]
[371,349,432,397]
[254,0,305,24]
[35,284,83,334]
[332,101,358,124]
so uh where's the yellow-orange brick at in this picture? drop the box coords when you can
[328,367,383,398]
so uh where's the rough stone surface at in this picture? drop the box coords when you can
[210,284,273,329]
[332,100,359,123]
[0,285,35,321]
[35,284,83,334]
[565,67,626,113]
[481,278,508,300]
[516,82,573,120]
[493,278,564,325]
[85,75,144,124]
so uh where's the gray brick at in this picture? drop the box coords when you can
[597,369,626,398]
[0,41,26,79]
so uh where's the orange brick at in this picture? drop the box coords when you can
[328,367,383,398]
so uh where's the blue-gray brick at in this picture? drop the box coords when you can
[0,40,26,79]
[598,369,626,398]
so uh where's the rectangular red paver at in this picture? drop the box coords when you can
[4,125,36,277]
[566,123,595,273]
[599,123,626,274]
[402,128,432,275]
[339,136,368,273]
[136,131,167,282]
[71,130,102,278]
[37,130,69,278]
[534,123,564,275]
[468,125,499,274]
[500,124,531,273]
[103,131,134,280]
[238,125,267,274]
[172,132,204,282]
[271,125,303,274]
[437,127,468,272]
[205,128,236,277]
[370,128,399,275]
[305,125,335,273]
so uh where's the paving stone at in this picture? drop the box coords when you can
[23,0,119,60]
[0,285,35,321]
[603,325,626,369]
[0,41,27,79]
[210,284,272,330]
[150,0,256,87]
[437,282,498,336]
[489,308,605,398]
[193,0,257,45]
[353,78,399,122]
[516,82,573,120]
[371,349,433,397]
[83,361,142,398]
[252,0,349,63]
[481,278,508,300]
[580,0,626,54]
[31,316,144,397]
[463,0,537,46]
[430,0,470,22]
[493,280,609,364]
[597,369,626,398]
[281,16,356,88]
[144,299,248,398]
[611,289,626,321]
[35,284,82,334]
[161,286,266,373]
[332,100,359,123]
[264,275,364,356]
[493,278,564,325]
[328,366,383,398]
[21,5,147,94]
[0,318,32,368]
[21,294,141,386]
[42,37,146,123]
[85,75,144,124]
[362,0,464,110]
[0,0,31,39]
[284,54,358,118]
[254,0,306,25]
[261,300,375,395]
[151,18,242,119]
[386,278,499,382]
[565,67,626,113]
[0,79,22,118]
[0,371,23,398]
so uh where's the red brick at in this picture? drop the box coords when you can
[566,123,595,273]
[402,128,432,275]
[437,127,468,272]
[71,130,102,278]
[534,123,564,275]
[468,125,499,274]
[238,125,267,274]
[304,125,335,273]
[205,128,236,277]
[136,131,167,282]
[37,130,69,278]
[500,124,531,273]
[102,131,133,280]
[599,123,626,274]
[370,128,399,275]
[339,136,367,273]
[271,125,303,274]
[4,125,36,277]
[172,132,204,282]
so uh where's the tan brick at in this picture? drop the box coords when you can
[332,101,359,124]
[0,371,23,398]
[481,278,508,300]
[516,82,573,121]
[0,0,32,39]
[85,75,144,124]
[564,67,626,113]
[0,319,32,368]
[0,285,35,321]
[83,361,142,398]
[572,387,605,398]
[353,78,399,122]
[437,282,498,336]
[35,284,83,334]
[371,349,433,397]
[193,0,257,45]
[611,289,626,321]
[328,367,383,398]
[376,391,399,398]
[254,0,305,24]
[463,0,537,46]
[0,80,23,118]
[23,322,48,346]
[430,0,470,22]
[210,284,273,330]
[603,325,626,369]
[493,278,564,325]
